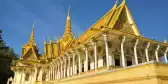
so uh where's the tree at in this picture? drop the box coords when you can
[0,30,18,84]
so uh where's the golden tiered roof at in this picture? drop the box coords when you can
[42,7,76,59]
[77,0,140,43]
[37,0,142,60]
[21,24,38,61]
[17,0,168,63]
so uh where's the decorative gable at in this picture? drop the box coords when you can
[22,47,38,61]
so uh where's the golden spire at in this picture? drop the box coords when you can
[123,0,126,4]
[115,0,119,5]
[164,38,167,44]
[63,6,73,39]
[28,21,35,45]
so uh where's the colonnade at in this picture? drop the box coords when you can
[47,33,168,81]
[13,68,37,84]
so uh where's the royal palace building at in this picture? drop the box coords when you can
[11,0,168,84]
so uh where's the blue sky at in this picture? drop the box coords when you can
[0,0,168,56]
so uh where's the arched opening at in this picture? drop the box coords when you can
[70,58,73,76]
[75,55,78,74]
[126,56,132,66]
[65,59,68,77]
[138,58,142,64]
[103,55,106,66]
[114,54,120,66]
[82,59,84,72]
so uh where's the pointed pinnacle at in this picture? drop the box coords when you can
[115,0,118,4]
[164,39,167,44]
[28,27,35,45]
[33,20,36,28]
[69,5,70,11]
[54,36,58,42]
[123,0,126,3]
[67,6,71,20]
[48,36,51,41]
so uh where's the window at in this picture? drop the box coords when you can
[42,73,46,81]
[25,74,29,81]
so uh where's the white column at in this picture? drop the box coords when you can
[68,56,71,76]
[21,72,25,83]
[94,43,98,69]
[54,63,57,80]
[103,33,110,70]
[48,66,51,80]
[83,47,88,72]
[77,51,82,73]
[91,40,98,70]
[41,67,44,81]
[134,39,139,65]
[98,56,103,67]
[52,65,54,80]
[67,54,71,77]
[121,36,126,67]
[58,60,61,79]
[20,71,23,84]
[90,60,95,70]
[64,56,67,77]
[72,52,75,75]
[15,70,19,84]
[29,71,33,84]
[155,45,160,62]
[111,54,115,66]
[145,42,150,62]
[55,62,58,80]
[60,59,63,78]
[57,61,60,79]
[164,47,168,63]
[33,67,37,82]
[52,64,55,80]
[13,71,17,83]
[50,66,52,80]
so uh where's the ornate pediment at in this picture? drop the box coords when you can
[22,47,38,61]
